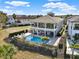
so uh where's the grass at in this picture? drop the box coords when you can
[0,26,31,45]
[62,25,67,36]
[0,26,53,59]
[70,44,79,48]
[0,29,9,46]
[5,26,31,33]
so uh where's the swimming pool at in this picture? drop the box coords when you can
[25,35,49,44]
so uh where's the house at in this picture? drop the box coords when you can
[66,15,79,58]
[7,15,43,26]
[15,15,42,26]
[15,18,30,26]
[30,15,64,38]
[7,15,15,24]
[67,16,79,39]
[15,15,30,26]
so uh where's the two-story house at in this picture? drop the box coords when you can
[67,16,79,40]
[30,15,63,38]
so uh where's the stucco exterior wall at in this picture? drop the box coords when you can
[68,20,79,39]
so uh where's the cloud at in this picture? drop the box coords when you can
[40,9,52,15]
[43,2,79,15]
[0,9,25,15]
[5,1,30,7]
[48,0,62,2]
[5,6,13,9]
[43,2,76,10]
[27,5,30,7]
[42,9,52,12]
[5,6,11,8]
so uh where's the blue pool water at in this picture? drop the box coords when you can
[25,35,48,44]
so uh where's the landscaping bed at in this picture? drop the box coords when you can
[8,37,54,57]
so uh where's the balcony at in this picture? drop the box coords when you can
[32,23,54,28]
[46,23,54,29]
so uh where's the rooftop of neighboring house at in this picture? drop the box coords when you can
[68,16,79,22]
[8,15,13,18]
[7,15,14,21]
[30,15,63,23]
[15,15,43,20]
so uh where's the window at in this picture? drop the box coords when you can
[32,22,37,27]
[38,23,45,28]
[74,34,79,40]
[59,44,63,49]
[46,23,54,29]
[74,24,79,30]
[16,20,21,23]
[46,31,53,37]
[55,24,57,28]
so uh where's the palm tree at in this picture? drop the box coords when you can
[64,14,72,25]
[47,12,55,17]
[12,13,16,19]
[0,45,16,59]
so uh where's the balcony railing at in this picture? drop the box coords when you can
[32,23,55,29]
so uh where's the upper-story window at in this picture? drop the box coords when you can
[73,34,79,41]
[32,22,37,27]
[16,20,21,23]
[55,24,57,28]
[74,24,79,30]
[38,23,45,28]
[46,23,54,29]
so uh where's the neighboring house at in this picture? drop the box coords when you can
[30,15,64,38]
[15,15,32,26]
[67,16,79,39]
[15,18,31,26]
[7,15,15,24]
[7,15,43,26]
[67,16,79,56]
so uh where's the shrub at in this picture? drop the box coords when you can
[0,45,16,59]
[75,55,79,59]
[41,36,49,40]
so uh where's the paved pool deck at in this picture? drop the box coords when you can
[16,32,61,47]
[47,37,60,46]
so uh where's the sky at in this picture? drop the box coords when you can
[0,0,79,15]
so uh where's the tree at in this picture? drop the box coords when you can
[64,14,72,25]
[0,45,16,59]
[12,13,16,19]
[47,12,55,17]
[0,11,8,28]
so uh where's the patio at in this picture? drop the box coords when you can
[32,29,54,37]
[46,37,58,45]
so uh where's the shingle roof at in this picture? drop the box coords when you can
[15,15,43,20]
[31,15,63,23]
[68,16,79,22]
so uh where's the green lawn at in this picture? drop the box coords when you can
[0,26,31,45]
[70,44,79,48]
